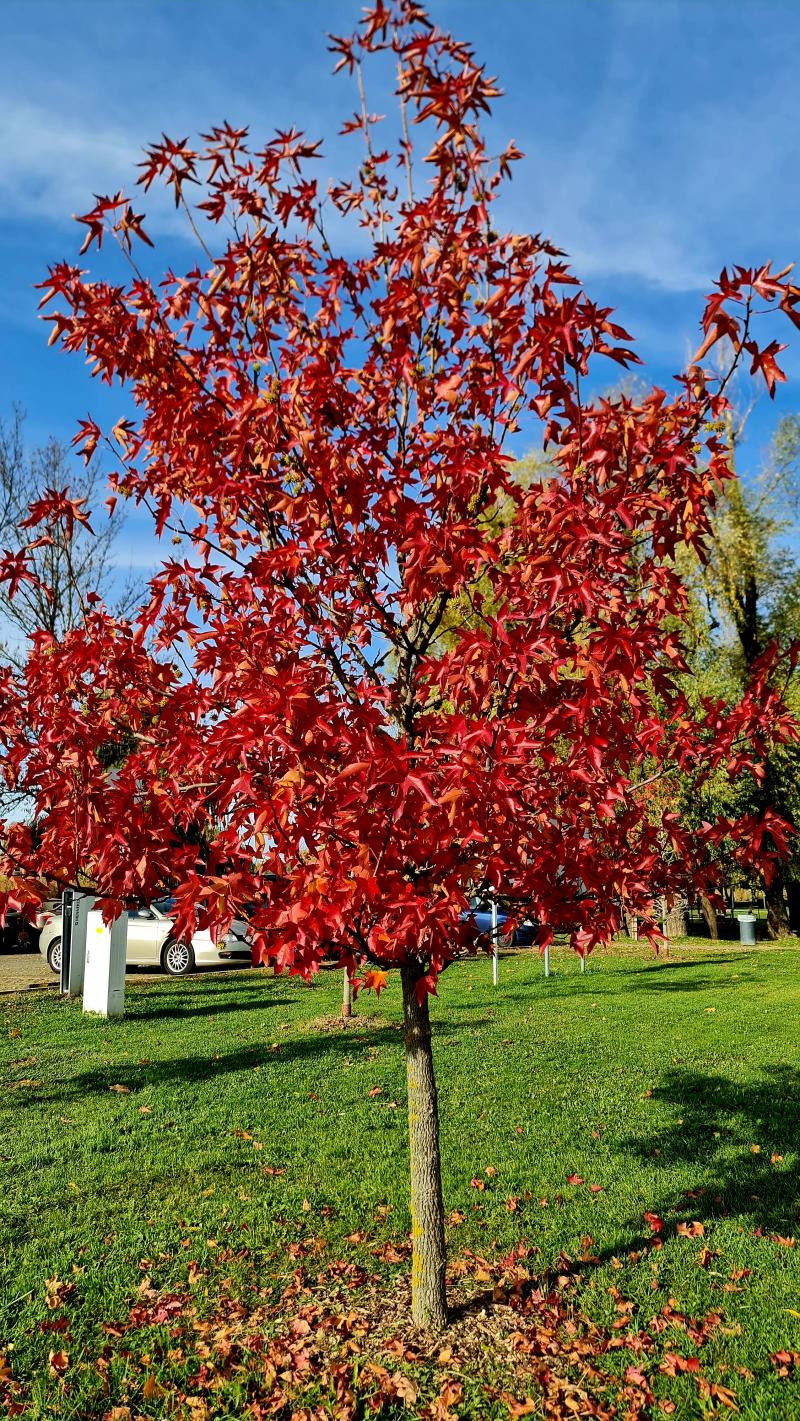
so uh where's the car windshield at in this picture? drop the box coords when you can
[151,897,176,918]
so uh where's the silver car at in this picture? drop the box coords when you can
[38,899,251,977]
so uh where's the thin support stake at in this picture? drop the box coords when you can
[544,944,550,978]
[491,896,498,987]
[580,952,586,973]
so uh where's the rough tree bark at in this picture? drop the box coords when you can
[400,960,447,1331]
[661,897,687,939]
[698,892,719,941]
[765,865,791,939]
[786,880,800,936]
[342,966,353,1019]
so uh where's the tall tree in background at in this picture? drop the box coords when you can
[0,1,799,1326]
[0,406,133,669]
[690,409,800,935]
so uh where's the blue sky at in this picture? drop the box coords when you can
[2,0,800,571]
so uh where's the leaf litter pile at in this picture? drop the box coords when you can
[1,1225,773,1419]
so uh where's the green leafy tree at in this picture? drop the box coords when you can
[688,409,800,935]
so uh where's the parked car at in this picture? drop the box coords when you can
[38,898,251,977]
[464,896,539,948]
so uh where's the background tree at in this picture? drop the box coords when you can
[0,406,134,669]
[0,1,798,1329]
[686,407,800,935]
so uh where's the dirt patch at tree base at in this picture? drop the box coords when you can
[1,1240,751,1419]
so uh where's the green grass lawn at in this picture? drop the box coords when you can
[3,942,800,1418]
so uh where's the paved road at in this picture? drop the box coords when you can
[0,950,53,995]
[0,949,254,996]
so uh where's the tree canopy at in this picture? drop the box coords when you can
[0,0,798,1325]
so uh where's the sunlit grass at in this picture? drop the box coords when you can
[2,941,800,1417]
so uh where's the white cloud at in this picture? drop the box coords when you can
[0,99,187,237]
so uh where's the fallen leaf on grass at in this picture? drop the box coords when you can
[772,1350,800,1376]
[660,1353,701,1375]
[368,1086,383,1098]
[644,1212,665,1234]
[391,1372,418,1406]
[566,1173,584,1186]
[624,1366,649,1387]
[676,1221,705,1238]
[48,1350,69,1376]
[45,1277,75,1309]
[232,1128,263,1149]
[696,1378,738,1409]
[108,1084,130,1094]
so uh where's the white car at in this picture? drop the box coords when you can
[38,898,251,977]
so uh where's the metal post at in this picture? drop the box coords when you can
[59,889,74,995]
[580,951,586,973]
[544,944,550,978]
[61,889,94,997]
[491,896,498,987]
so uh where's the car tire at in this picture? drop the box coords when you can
[161,939,196,977]
[47,938,62,974]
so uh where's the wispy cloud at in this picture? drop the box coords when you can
[0,99,190,236]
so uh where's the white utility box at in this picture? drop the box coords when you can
[83,911,128,1018]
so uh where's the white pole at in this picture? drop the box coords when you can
[580,951,586,973]
[544,944,550,978]
[491,896,498,987]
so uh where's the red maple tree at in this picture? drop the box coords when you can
[1,0,799,1327]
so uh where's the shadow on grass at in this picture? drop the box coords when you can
[593,1065,800,1258]
[123,993,298,1023]
[461,966,754,1004]
[15,1019,412,1105]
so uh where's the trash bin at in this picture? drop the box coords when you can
[737,914,757,945]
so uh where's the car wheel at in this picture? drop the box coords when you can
[161,939,196,977]
[47,938,62,974]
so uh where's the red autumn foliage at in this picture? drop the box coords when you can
[0,0,798,987]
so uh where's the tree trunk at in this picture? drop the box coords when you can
[787,880,800,936]
[400,961,447,1331]
[342,967,353,1019]
[765,866,791,940]
[699,893,719,941]
[661,897,687,939]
